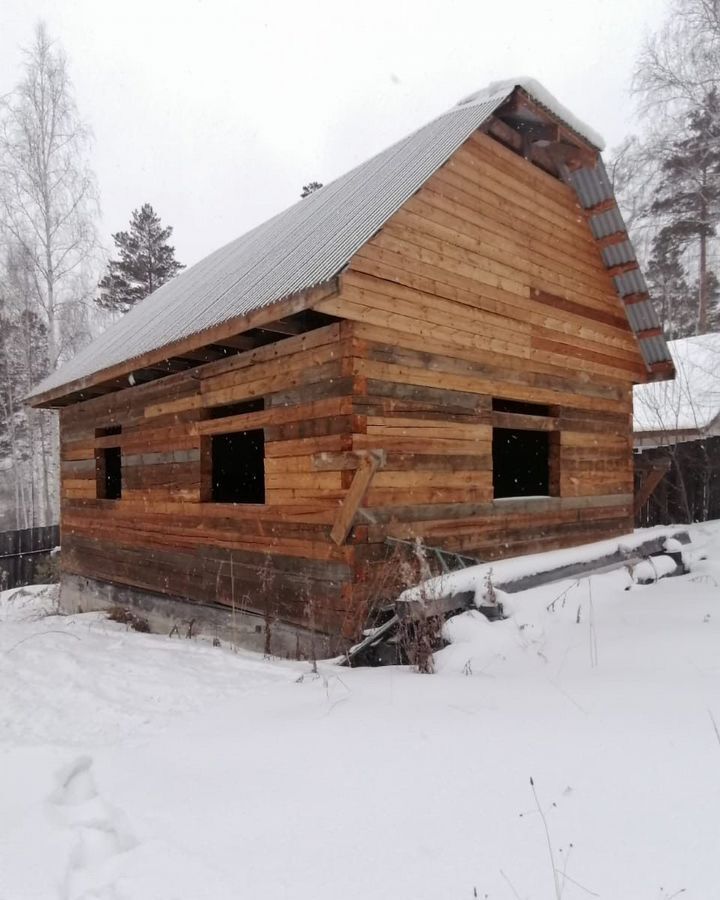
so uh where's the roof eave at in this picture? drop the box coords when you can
[27,279,340,409]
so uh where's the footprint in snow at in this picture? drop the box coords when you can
[49,756,137,899]
[51,756,97,806]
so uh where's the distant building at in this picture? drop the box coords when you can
[634,333,720,525]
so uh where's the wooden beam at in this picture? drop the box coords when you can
[514,88,601,152]
[178,347,230,363]
[312,449,387,471]
[216,334,259,351]
[596,231,629,251]
[491,411,559,432]
[486,117,523,153]
[647,360,676,380]
[634,460,671,515]
[487,115,596,174]
[606,261,640,279]
[143,359,196,373]
[621,292,651,306]
[512,120,560,143]
[257,317,307,336]
[585,198,617,216]
[635,326,664,340]
[330,451,383,545]
[544,141,597,172]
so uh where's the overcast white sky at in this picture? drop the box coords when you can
[1,0,667,269]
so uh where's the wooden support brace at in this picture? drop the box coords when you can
[634,460,671,515]
[330,450,383,545]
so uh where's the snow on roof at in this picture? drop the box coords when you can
[29,78,606,403]
[634,332,720,436]
[456,77,606,150]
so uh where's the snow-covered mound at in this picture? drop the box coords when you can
[1,523,720,898]
[398,524,688,607]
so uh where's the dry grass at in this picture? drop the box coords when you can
[106,605,151,633]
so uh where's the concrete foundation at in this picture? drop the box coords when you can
[60,572,340,659]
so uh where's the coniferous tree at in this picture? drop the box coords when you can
[300,181,323,198]
[97,204,184,314]
[650,90,720,333]
[645,230,695,338]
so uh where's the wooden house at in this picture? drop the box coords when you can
[634,333,720,525]
[28,78,674,654]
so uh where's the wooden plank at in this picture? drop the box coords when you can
[196,396,352,436]
[330,452,382,545]
[491,411,559,432]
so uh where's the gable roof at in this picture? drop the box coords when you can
[28,78,672,406]
[634,332,720,444]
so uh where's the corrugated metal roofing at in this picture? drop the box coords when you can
[601,240,635,268]
[589,207,626,240]
[29,78,672,403]
[564,156,671,371]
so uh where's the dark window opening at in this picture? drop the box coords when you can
[493,428,549,498]
[209,398,264,419]
[492,398,550,416]
[95,426,122,500]
[209,398,265,504]
[101,446,123,499]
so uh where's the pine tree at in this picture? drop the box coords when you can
[650,90,720,333]
[300,181,323,198]
[97,204,184,314]
[646,229,695,338]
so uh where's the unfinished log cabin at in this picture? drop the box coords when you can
[28,78,675,654]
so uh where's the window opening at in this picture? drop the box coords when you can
[209,399,265,503]
[95,426,122,500]
[491,399,553,499]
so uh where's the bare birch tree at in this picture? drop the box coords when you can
[635,0,720,118]
[0,21,98,367]
[0,22,99,526]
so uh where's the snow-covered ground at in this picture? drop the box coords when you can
[2,524,720,900]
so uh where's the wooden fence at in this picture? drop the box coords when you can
[0,524,60,591]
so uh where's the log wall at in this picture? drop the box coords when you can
[60,323,364,645]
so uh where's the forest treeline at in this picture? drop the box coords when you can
[1,2,719,528]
